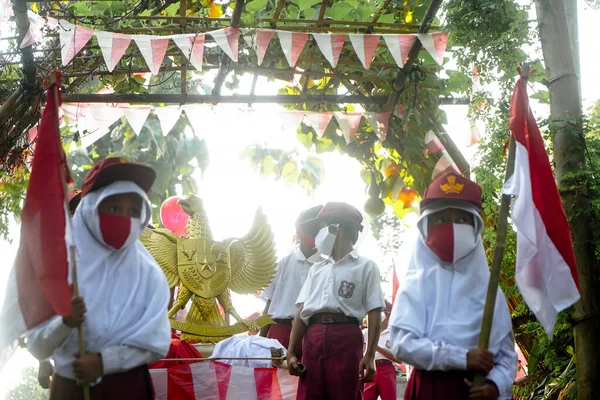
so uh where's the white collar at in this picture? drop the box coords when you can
[294,248,321,263]
[325,249,359,264]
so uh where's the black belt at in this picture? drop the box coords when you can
[308,313,359,325]
[376,359,393,365]
[272,318,293,325]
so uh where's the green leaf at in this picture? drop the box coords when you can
[291,0,321,11]
[296,131,313,149]
[281,161,298,183]
[378,13,395,24]
[356,4,373,20]
[246,0,268,13]
[326,2,355,20]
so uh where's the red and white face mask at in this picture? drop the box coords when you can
[98,212,141,250]
[426,223,477,263]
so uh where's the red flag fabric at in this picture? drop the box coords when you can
[502,75,580,337]
[392,260,400,304]
[0,71,72,349]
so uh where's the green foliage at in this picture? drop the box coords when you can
[241,145,325,195]
[0,169,28,240]
[65,114,209,225]
[5,366,49,400]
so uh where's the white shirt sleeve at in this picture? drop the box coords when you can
[363,263,385,313]
[26,316,73,361]
[389,326,468,371]
[100,345,163,375]
[486,332,517,399]
[295,266,313,306]
[261,260,282,301]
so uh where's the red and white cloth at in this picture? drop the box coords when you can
[502,75,580,337]
[149,361,298,400]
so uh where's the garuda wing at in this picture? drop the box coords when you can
[139,227,180,288]
[226,208,277,294]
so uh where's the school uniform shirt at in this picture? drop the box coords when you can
[296,250,385,324]
[26,181,171,383]
[261,249,320,319]
[363,327,392,361]
[389,202,517,400]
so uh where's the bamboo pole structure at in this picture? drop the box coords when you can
[473,136,516,387]
[427,115,471,178]
[48,71,90,400]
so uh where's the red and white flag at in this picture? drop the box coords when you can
[502,75,580,337]
[0,72,72,361]
[150,361,298,399]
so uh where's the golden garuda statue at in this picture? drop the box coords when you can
[140,195,277,343]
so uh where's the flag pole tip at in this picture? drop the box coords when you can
[518,63,530,79]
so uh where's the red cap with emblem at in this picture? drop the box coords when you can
[81,157,156,197]
[420,172,482,210]
[299,201,364,236]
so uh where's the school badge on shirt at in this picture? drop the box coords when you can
[338,280,355,298]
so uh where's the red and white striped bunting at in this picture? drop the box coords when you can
[149,361,298,400]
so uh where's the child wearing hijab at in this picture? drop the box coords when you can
[27,157,171,400]
[389,173,517,400]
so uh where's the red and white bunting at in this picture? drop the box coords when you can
[468,119,482,146]
[334,112,362,144]
[278,31,309,67]
[348,34,380,69]
[150,361,299,400]
[432,150,460,178]
[382,34,415,68]
[364,112,390,141]
[305,112,334,138]
[417,32,448,66]
[59,21,94,66]
[256,29,276,65]
[154,107,181,136]
[312,33,346,68]
[172,34,205,71]
[122,106,152,135]
[134,35,170,75]
[424,130,444,155]
[95,31,132,72]
[20,11,55,48]
[209,28,239,62]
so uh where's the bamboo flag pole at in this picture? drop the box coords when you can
[48,71,91,400]
[472,63,529,385]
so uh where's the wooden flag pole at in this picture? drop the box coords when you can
[48,71,91,400]
[472,64,530,385]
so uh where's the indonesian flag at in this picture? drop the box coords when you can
[150,361,298,399]
[0,71,72,358]
[502,75,580,337]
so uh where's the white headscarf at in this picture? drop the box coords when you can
[390,200,512,354]
[52,181,171,373]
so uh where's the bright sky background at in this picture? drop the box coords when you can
[1,1,599,397]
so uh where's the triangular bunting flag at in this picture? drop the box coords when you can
[417,32,448,65]
[382,34,415,67]
[122,106,152,135]
[59,21,95,66]
[334,113,362,144]
[468,119,482,146]
[20,11,52,48]
[305,112,334,138]
[209,28,239,62]
[364,112,390,141]
[277,31,309,67]
[312,33,346,68]
[348,34,380,69]
[424,130,444,155]
[432,150,460,178]
[172,34,205,71]
[154,108,181,136]
[256,29,276,65]
[95,31,132,72]
[134,35,170,75]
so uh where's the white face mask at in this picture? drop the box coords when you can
[315,225,337,257]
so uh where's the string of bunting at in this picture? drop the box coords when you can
[48,103,391,148]
[21,12,448,74]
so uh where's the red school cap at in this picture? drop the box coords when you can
[420,172,482,210]
[299,202,364,236]
[80,157,156,197]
